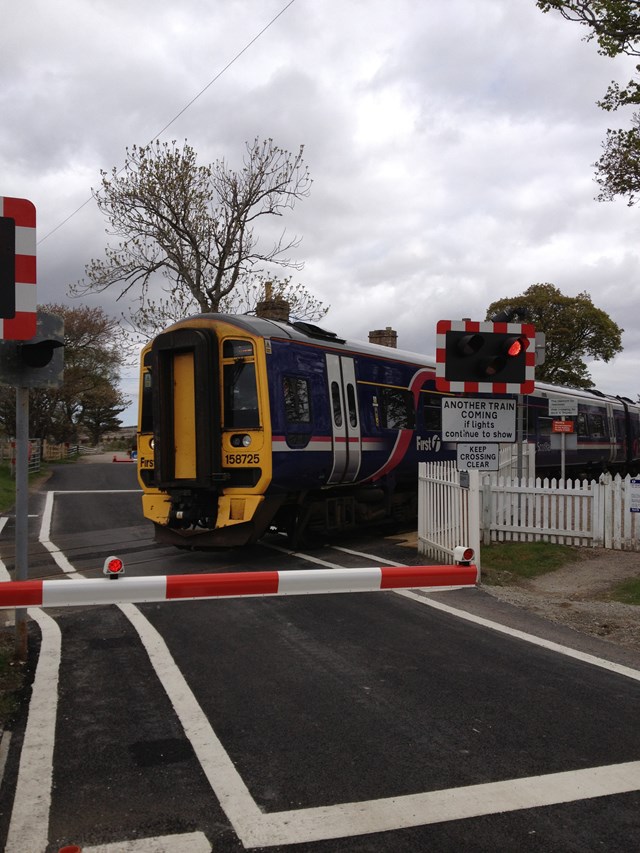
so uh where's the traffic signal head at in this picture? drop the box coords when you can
[435,320,536,393]
[0,310,64,388]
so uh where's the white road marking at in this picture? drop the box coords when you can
[39,491,77,574]
[82,831,212,852]
[0,732,11,788]
[248,761,640,847]
[120,602,263,832]
[1,560,61,853]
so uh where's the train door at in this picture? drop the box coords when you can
[325,354,362,484]
[605,402,618,463]
[151,327,220,490]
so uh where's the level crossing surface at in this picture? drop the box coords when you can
[0,460,638,852]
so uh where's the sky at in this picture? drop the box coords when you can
[2,0,640,425]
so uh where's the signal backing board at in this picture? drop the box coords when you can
[0,196,37,340]
[435,319,536,394]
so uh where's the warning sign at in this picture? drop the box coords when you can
[456,443,499,471]
[552,420,574,434]
[630,479,640,513]
[442,398,516,443]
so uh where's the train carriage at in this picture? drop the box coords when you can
[137,313,640,549]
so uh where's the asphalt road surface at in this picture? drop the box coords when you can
[0,460,639,852]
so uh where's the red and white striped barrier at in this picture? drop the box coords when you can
[0,564,479,610]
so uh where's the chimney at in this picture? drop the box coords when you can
[255,281,290,322]
[368,326,397,348]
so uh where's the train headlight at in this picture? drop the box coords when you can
[230,434,252,448]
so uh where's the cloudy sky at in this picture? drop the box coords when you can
[2,0,639,423]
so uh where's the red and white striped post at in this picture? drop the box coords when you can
[0,196,37,341]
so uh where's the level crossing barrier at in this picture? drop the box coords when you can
[0,562,479,610]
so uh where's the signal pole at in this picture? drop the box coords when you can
[14,386,29,659]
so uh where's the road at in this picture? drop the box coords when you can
[0,460,639,852]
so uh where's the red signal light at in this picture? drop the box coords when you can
[103,555,125,578]
[505,335,529,357]
[453,545,475,564]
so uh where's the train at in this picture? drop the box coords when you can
[136,313,640,548]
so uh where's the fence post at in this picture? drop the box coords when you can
[467,469,481,569]
[482,476,492,545]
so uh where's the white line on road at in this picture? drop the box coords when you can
[82,831,212,852]
[0,560,60,853]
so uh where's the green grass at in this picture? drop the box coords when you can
[481,541,581,585]
[608,577,640,606]
[0,462,56,513]
[0,465,15,512]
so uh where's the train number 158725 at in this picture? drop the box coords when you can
[224,452,260,465]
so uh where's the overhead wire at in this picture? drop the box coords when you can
[37,0,298,245]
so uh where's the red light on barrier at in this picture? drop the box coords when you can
[103,555,124,578]
[454,545,475,565]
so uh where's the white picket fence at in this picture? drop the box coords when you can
[418,463,640,565]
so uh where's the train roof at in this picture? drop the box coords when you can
[179,313,638,408]
[185,312,436,366]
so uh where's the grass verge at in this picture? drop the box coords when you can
[0,462,54,513]
[607,577,640,606]
[481,541,581,585]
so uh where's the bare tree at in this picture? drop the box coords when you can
[124,273,329,343]
[72,138,320,329]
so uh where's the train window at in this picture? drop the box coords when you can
[331,381,343,427]
[576,413,588,436]
[422,395,441,431]
[140,370,153,433]
[283,376,311,423]
[346,384,358,428]
[538,417,552,437]
[223,340,254,358]
[381,388,415,430]
[223,339,259,428]
[589,413,606,438]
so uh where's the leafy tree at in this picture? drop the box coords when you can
[0,304,129,442]
[536,2,640,57]
[80,381,128,445]
[485,283,623,388]
[72,138,325,334]
[536,2,640,203]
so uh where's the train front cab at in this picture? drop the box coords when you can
[137,319,280,547]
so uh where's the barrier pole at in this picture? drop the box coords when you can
[0,564,479,610]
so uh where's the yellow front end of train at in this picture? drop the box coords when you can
[136,316,280,548]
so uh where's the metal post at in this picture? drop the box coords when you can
[14,386,29,660]
[516,394,524,482]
